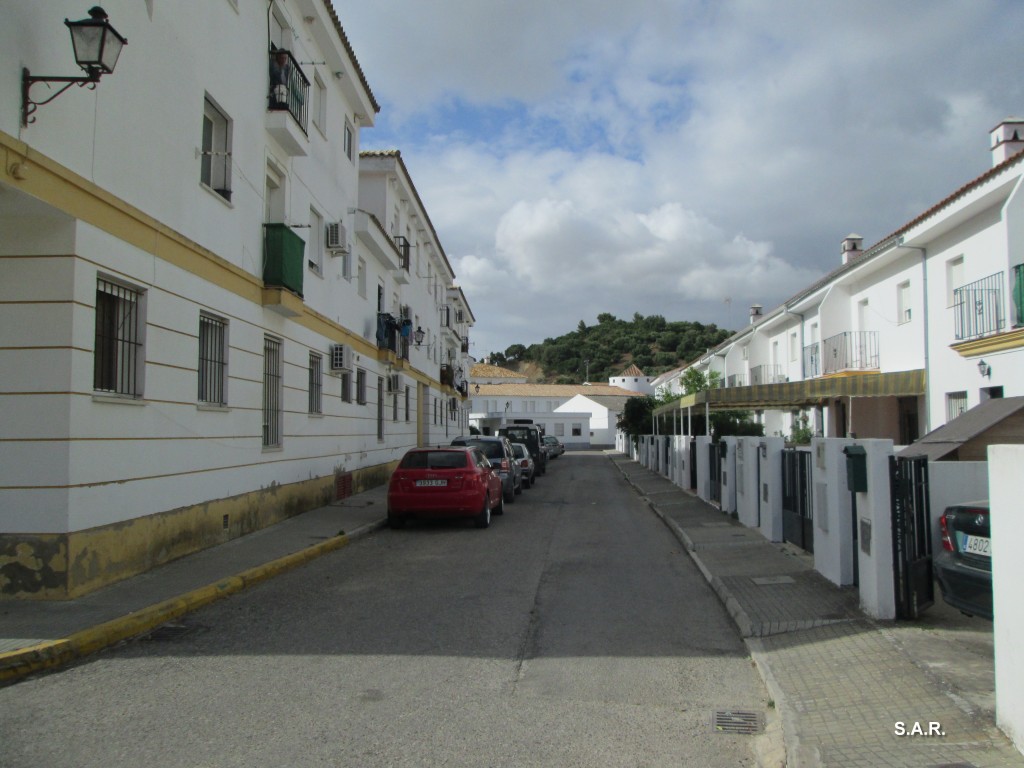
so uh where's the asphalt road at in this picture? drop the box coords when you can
[0,452,771,767]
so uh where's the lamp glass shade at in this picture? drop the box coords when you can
[66,13,127,75]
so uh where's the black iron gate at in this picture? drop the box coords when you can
[890,455,934,619]
[689,439,697,489]
[782,448,814,552]
[708,442,722,504]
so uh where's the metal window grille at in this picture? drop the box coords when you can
[953,271,1005,340]
[341,371,352,403]
[405,386,410,422]
[356,369,367,404]
[392,391,399,422]
[946,391,968,423]
[377,377,385,439]
[308,352,322,414]
[198,314,227,405]
[263,337,282,447]
[94,279,143,396]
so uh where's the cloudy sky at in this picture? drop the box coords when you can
[334,0,1024,361]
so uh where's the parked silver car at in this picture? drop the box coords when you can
[450,435,522,502]
[510,442,535,488]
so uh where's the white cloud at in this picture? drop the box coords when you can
[336,0,1024,358]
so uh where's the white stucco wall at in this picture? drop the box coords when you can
[990,445,1024,756]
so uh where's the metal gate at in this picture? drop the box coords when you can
[782,448,814,552]
[708,442,722,504]
[890,455,934,619]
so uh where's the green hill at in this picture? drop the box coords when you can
[486,312,732,384]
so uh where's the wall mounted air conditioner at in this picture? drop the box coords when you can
[326,221,349,254]
[329,343,353,371]
[388,373,401,392]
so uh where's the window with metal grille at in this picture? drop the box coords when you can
[341,371,352,403]
[405,386,410,422]
[198,314,227,405]
[263,337,282,447]
[392,390,399,422]
[946,391,968,423]
[356,369,367,404]
[308,352,322,414]
[377,377,384,439]
[94,279,144,396]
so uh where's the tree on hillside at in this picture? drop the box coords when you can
[617,395,656,448]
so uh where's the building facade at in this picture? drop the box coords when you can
[0,1,472,598]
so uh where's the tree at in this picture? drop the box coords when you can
[617,396,656,448]
[597,312,617,324]
[504,344,527,363]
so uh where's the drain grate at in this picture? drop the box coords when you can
[711,709,764,735]
[143,623,198,642]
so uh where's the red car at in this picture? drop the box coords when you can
[387,447,503,529]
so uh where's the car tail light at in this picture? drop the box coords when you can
[501,459,510,471]
[520,459,529,468]
[939,512,954,552]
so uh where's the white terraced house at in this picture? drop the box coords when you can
[656,118,1024,446]
[0,1,473,598]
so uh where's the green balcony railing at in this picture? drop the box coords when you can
[1013,263,1024,327]
[263,223,304,297]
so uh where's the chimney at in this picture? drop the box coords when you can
[841,234,863,265]
[749,304,763,324]
[990,118,1024,167]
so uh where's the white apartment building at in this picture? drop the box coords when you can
[0,1,472,598]
[656,119,1024,444]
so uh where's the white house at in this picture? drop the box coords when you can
[656,119,1024,445]
[557,393,638,447]
[0,1,472,598]
[608,363,655,395]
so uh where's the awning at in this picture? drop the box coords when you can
[655,369,926,416]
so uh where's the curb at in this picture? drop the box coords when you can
[0,519,386,684]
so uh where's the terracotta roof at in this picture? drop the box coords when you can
[320,0,380,114]
[619,364,646,377]
[473,384,642,397]
[471,363,524,379]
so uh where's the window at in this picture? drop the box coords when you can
[263,337,282,447]
[392,390,399,422]
[344,120,354,161]
[308,352,322,414]
[198,314,227,405]
[572,423,582,437]
[94,278,144,397]
[201,97,232,201]
[947,256,964,307]
[897,281,911,324]
[555,423,565,437]
[311,73,326,134]
[356,369,367,405]
[946,391,968,423]
[405,386,411,421]
[377,377,385,439]
[789,332,798,362]
[308,208,323,275]
[341,371,352,403]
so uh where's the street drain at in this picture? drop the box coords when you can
[710,709,764,735]
[143,623,198,642]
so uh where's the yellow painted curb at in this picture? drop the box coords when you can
[0,533,357,683]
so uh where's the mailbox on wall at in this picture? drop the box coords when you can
[843,445,868,492]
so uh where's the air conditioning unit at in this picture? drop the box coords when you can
[326,221,349,253]
[388,373,401,392]
[329,343,352,371]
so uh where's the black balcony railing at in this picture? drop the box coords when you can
[394,236,411,272]
[440,363,455,388]
[803,342,821,378]
[953,272,1005,341]
[821,331,878,374]
[268,49,309,133]
[376,313,400,353]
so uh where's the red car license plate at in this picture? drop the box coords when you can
[415,479,447,487]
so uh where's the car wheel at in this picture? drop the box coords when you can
[503,480,515,504]
[523,475,532,489]
[514,476,523,495]
[476,495,492,527]
[494,491,505,515]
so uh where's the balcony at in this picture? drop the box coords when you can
[804,343,821,378]
[392,236,411,284]
[750,364,785,385]
[440,363,455,389]
[954,272,1006,341]
[1014,264,1024,327]
[726,373,748,388]
[376,312,400,355]
[355,211,401,270]
[266,49,309,156]
[263,224,304,314]
[821,331,878,375]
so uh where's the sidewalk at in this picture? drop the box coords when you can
[0,485,388,683]
[611,453,1024,768]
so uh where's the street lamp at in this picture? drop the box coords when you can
[413,326,425,346]
[22,7,128,126]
